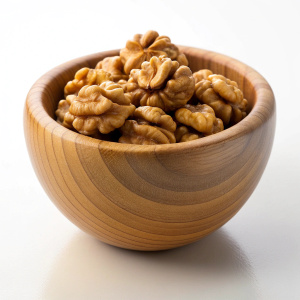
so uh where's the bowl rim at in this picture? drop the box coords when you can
[25,46,275,154]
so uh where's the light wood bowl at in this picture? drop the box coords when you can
[24,47,276,251]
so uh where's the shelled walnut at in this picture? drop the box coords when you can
[64,68,112,97]
[55,95,76,129]
[66,82,135,135]
[175,104,224,136]
[120,30,188,74]
[95,56,128,82]
[126,55,194,111]
[195,74,248,126]
[119,106,176,144]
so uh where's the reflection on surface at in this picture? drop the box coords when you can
[42,229,258,300]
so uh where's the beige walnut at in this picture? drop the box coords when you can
[95,56,128,82]
[56,98,71,125]
[195,74,248,126]
[193,69,213,83]
[120,30,188,74]
[66,82,135,135]
[119,106,176,145]
[175,126,203,143]
[64,68,112,97]
[175,104,224,136]
[55,95,76,129]
[126,56,195,111]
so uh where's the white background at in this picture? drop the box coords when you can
[1,0,300,299]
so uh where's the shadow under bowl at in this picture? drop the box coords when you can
[24,47,276,251]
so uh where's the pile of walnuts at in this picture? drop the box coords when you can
[56,30,248,145]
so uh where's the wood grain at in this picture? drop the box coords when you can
[24,47,276,251]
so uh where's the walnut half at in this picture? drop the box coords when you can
[195,74,248,126]
[126,55,195,111]
[55,95,76,129]
[67,82,135,135]
[64,68,112,97]
[175,104,224,136]
[120,30,188,74]
[119,106,176,145]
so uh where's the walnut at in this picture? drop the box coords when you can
[120,30,188,74]
[175,104,224,136]
[67,82,135,135]
[193,69,213,84]
[119,106,176,145]
[64,68,112,97]
[63,111,76,129]
[134,106,176,131]
[56,100,70,124]
[55,95,76,129]
[95,56,128,82]
[127,55,195,111]
[195,74,248,126]
[175,126,203,143]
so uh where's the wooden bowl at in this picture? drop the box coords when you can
[24,47,276,251]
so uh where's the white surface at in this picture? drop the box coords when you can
[1,0,300,299]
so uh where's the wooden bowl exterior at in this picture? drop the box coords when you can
[24,47,276,251]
